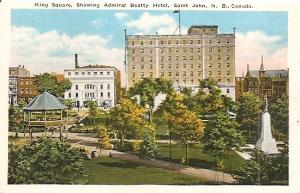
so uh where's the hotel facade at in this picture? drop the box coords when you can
[127,25,236,100]
[64,54,119,108]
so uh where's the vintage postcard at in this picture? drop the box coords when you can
[0,0,299,193]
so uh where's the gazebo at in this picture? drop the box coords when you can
[23,91,66,141]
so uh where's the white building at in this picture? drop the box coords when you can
[64,54,117,109]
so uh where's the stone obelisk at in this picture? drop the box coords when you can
[256,95,278,154]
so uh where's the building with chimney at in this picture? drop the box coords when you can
[235,56,288,100]
[126,25,236,100]
[17,77,39,103]
[64,54,120,108]
[9,65,31,105]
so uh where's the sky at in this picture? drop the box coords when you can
[11,9,288,85]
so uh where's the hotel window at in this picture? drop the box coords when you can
[218,63,221,68]
[218,55,221,61]
[217,39,221,44]
[132,64,135,69]
[209,55,212,61]
[226,63,230,67]
[190,71,194,76]
[209,47,212,53]
[141,64,144,69]
[226,39,230,44]
[168,56,171,61]
[197,56,201,60]
[208,40,212,44]
[131,41,135,46]
[183,63,186,68]
[107,71,110,75]
[227,78,230,83]
[218,48,221,53]
[168,40,171,44]
[197,48,201,53]
[149,41,153,45]
[131,57,135,61]
[141,41,144,45]
[68,72,71,76]
[107,84,110,90]
[150,64,153,69]
[168,72,172,77]
[75,72,79,75]
[226,55,230,60]
[100,92,103,97]
[183,48,187,53]
[75,93,79,98]
[175,64,179,68]
[183,56,186,61]
[175,40,179,44]
[100,84,103,89]
[190,64,194,68]
[227,71,230,75]
[190,40,193,44]
[75,85,79,90]
[176,72,179,77]
[82,72,85,75]
[191,79,194,84]
[88,72,91,75]
[197,64,201,68]
[183,40,186,44]
[209,71,212,76]
[68,93,71,98]
[168,64,172,68]
[160,40,164,45]
[175,79,179,84]
[140,49,144,53]
[198,71,201,76]
[141,57,144,62]
[175,56,179,61]
[183,79,187,84]
[100,71,103,75]
[160,56,164,61]
[160,64,164,68]
[175,48,179,53]
[150,72,153,78]
[149,56,153,62]
[183,71,186,77]
[190,56,194,61]
[197,40,201,44]
[217,78,221,82]
[141,72,144,78]
[160,72,164,77]
[131,49,135,54]
[227,89,230,93]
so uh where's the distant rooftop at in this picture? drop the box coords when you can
[249,70,288,78]
[189,25,218,28]
[78,64,115,69]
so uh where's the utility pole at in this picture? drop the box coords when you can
[173,10,181,35]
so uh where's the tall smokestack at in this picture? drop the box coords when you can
[75,54,78,68]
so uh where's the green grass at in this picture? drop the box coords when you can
[85,156,215,185]
[157,143,246,174]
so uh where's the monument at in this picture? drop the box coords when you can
[256,95,279,154]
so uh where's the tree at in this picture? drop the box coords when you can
[34,73,71,98]
[269,96,289,137]
[86,100,100,126]
[95,126,111,157]
[9,99,27,137]
[203,111,244,168]
[165,106,204,164]
[8,137,87,184]
[129,78,173,125]
[139,133,159,167]
[109,98,148,147]
[235,148,288,185]
[236,92,261,140]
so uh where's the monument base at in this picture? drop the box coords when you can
[256,138,279,154]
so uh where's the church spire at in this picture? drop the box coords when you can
[260,55,265,71]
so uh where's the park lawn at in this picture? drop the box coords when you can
[157,143,246,174]
[85,156,215,185]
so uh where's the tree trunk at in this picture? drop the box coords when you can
[185,143,188,164]
[169,134,172,159]
[120,130,124,147]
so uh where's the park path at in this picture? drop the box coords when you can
[9,132,236,184]
[103,149,235,184]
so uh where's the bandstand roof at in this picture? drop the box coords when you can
[23,91,66,111]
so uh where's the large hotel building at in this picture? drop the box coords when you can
[127,25,236,100]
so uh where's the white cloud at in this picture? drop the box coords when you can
[235,31,287,76]
[89,18,104,29]
[11,26,125,85]
[126,12,187,35]
[114,12,129,20]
